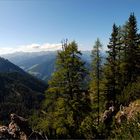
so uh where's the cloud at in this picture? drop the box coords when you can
[0,42,62,54]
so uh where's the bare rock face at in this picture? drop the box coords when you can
[0,113,48,140]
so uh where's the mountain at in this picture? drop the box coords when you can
[0,57,26,74]
[2,51,57,81]
[1,51,106,81]
[0,57,47,122]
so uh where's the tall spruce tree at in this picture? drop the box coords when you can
[105,24,119,106]
[90,38,103,125]
[43,41,91,138]
[116,13,140,105]
[124,13,140,84]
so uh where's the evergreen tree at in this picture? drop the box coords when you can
[90,38,103,125]
[105,24,119,106]
[117,13,140,105]
[124,13,140,84]
[119,23,129,88]
[42,41,91,138]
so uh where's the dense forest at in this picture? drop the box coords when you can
[0,73,47,123]
[0,13,140,139]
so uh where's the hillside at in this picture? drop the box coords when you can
[0,57,47,123]
[0,72,47,123]
[2,51,57,81]
[0,57,26,74]
[28,57,56,80]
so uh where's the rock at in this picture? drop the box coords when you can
[0,126,14,139]
[102,105,115,125]
[115,100,140,125]
[115,105,127,125]
[0,113,48,140]
[117,113,127,124]
[9,121,21,138]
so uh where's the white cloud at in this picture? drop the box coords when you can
[0,43,62,54]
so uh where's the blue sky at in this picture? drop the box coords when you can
[0,0,140,53]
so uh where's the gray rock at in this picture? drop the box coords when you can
[0,113,48,140]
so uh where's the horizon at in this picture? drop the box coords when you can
[0,47,100,56]
[0,0,140,54]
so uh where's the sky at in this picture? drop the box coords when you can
[0,0,140,54]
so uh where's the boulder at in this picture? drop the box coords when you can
[0,126,14,139]
[0,113,48,140]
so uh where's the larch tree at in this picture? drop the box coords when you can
[43,40,91,139]
[90,38,103,125]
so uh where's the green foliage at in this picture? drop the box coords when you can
[117,78,140,105]
[0,72,46,123]
[123,14,140,84]
[104,13,140,107]
[104,23,122,106]
[112,114,140,140]
[89,38,105,125]
[39,41,91,139]
[101,13,140,139]
[79,115,97,139]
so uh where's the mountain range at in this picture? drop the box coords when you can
[1,51,93,81]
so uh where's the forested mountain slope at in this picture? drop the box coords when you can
[0,72,47,123]
[0,57,47,123]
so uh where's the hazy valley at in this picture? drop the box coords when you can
[2,51,93,81]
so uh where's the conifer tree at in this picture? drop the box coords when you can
[90,38,103,125]
[105,24,119,105]
[119,23,129,88]
[43,40,91,138]
[124,13,140,84]
[117,14,140,105]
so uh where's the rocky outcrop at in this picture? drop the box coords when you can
[115,100,140,124]
[0,113,48,140]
